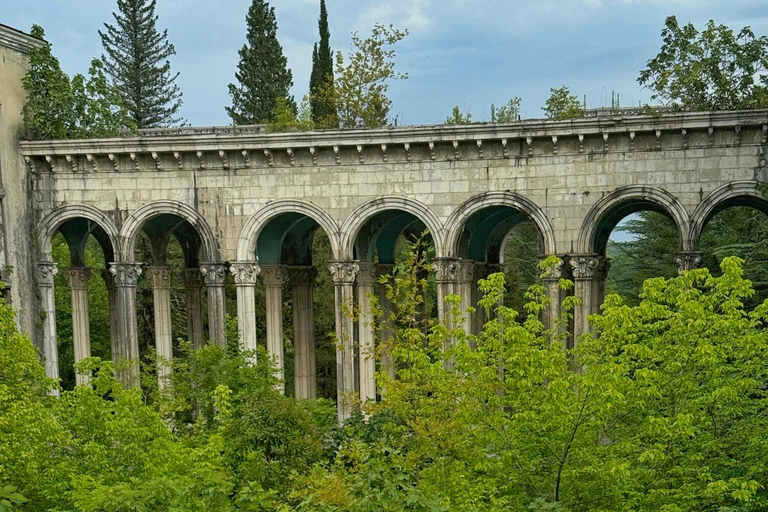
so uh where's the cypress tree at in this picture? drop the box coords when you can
[309,0,337,127]
[98,0,183,128]
[227,0,295,125]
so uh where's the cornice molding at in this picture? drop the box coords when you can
[0,24,46,54]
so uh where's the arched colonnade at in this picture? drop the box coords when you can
[36,182,766,419]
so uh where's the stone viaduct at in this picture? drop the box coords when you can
[3,24,768,421]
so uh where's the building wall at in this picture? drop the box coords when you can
[0,26,45,341]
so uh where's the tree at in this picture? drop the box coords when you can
[99,0,184,128]
[491,97,521,122]
[542,86,583,119]
[309,0,338,128]
[22,25,134,140]
[268,96,314,132]
[639,16,768,110]
[226,0,295,125]
[21,25,74,140]
[445,105,472,124]
[325,23,408,129]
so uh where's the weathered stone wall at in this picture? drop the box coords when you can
[21,113,768,265]
[0,25,46,340]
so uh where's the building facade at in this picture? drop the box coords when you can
[3,25,768,420]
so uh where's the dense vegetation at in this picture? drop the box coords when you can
[3,244,768,511]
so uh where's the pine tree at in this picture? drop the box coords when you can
[99,0,183,128]
[309,0,337,127]
[226,0,295,125]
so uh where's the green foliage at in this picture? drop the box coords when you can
[445,106,472,125]
[321,23,408,129]
[22,25,134,140]
[99,0,184,128]
[491,97,522,122]
[309,0,338,128]
[268,96,315,132]
[227,0,296,125]
[542,86,584,119]
[639,16,768,110]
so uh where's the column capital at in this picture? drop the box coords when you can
[200,263,227,286]
[539,256,565,281]
[375,263,395,279]
[568,254,603,280]
[261,265,285,288]
[432,258,460,284]
[356,262,377,286]
[230,261,261,285]
[287,266,317,287]
[182,268,203,289]
[676,251,703,274]
[101,268,116,289]
[110,263,143,287]
[65,267,93,290]
[37,262,58,287]
[147,266,171,289]
[329,260,359,285]
[457,259,475,284]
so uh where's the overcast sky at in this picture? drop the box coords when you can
[2,0,767,126]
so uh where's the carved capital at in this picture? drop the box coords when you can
[182,268,203,289]
[375,263,395,280]
[676,251,703,274]
[261,265,285,288]
[147,266,171,289]
[37,262,58,287]
[457,259,475,284]
[229,262,261,285]
[200,263,227,286]
[432,258,459,284]
[287,266,317,288]
[329,260,359,285]
[356,262,377,286]
[568,255,600,280]
[65,267,92,290]
[110,263,143,287]
[540,258,565,281]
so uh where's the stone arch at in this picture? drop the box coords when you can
[577,186,690,255]
[339,196,445,260]
[37,204,120,261]
[444,192,556,258]
[237,199,341,261]
[689,181,768,250]
[120,201,220,262]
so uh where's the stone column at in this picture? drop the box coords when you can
[676,251,703,274]
[182,268,205,349]
[65,267,92,386]
[456,259,475,335]
[147,267,172,386]
[200,263,227,347]
[230,262,261,355]
[101,269,119,364]
[568,255,608,346]
[540,258,565,338]
[471,262,488,335]
[329,260,359,422]
[376,264,396,380]
[356,262,377,403]
[110,263,143,386]
[262,265,285,392]
[433,258,459,327]
[288,266,317,400]
[37,262,59,393]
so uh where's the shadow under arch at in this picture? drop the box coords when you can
[38,204,120,263]
[689,181,768,250]
[237,199,341,263]
[443,192,556,260]
[119,201,220,263]
[339,196,444,261]
[577,186,690,256]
